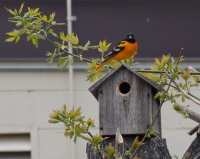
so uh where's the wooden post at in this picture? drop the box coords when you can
[86,136,171,159]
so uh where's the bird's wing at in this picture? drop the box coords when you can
[104,40,126,59]
[104,46,125,59]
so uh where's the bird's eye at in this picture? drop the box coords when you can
[129,36,133,39]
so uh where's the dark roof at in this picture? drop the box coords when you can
[1,0,200,60]
[89,64,161,99]
[74,0,200,59]
[0,0,66,60]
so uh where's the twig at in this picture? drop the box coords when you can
[188,92,200,101]
[170,80,200,105]
[179,105,200,123]
[163,83,200,106]
[136,70,200,76]
[46,38,93,63]
[87,131,94,138]
[188,124,200,135]
[62,49,92,63]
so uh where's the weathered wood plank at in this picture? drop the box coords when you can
[151,88,162,135]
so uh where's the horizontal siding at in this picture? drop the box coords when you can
[0,70,198,158]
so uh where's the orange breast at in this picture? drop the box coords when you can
[113,42,138,61]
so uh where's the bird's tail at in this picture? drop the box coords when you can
[95,63,102,71]
[95,58,111,71]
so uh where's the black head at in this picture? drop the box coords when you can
[125,34,136,43]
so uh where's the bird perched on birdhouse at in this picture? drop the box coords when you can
[96,34,139,71]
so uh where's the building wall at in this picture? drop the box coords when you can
[0,68,198,158]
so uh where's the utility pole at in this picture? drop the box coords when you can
[65,0,76,107]
[65,1,77,159]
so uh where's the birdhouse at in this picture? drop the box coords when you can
[89,65,161,136]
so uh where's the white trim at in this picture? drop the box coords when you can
[0,58,199,71]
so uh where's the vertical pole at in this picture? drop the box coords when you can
[66,0,74,108]
[65,1,76,159]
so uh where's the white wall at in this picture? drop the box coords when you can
[0,70,198,159]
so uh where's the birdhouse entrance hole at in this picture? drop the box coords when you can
[118,81,131,95]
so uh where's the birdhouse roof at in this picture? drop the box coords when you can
[89,64,161,99]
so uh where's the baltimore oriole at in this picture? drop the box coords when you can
[96,34,138,70]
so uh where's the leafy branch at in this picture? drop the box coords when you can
[49,105,113,159]
[5,4,112,81]
[49,105,104,151]
[129,54,200,158]
[144,54,200,123]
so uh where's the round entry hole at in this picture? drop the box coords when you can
[118,82,131,95]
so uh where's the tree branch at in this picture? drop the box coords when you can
[136,70,200,76]
[178,105,200,123]
[62,49,92,63]
[171,80,200,106]
[46,38,93,63]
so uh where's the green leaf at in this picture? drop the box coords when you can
[6,30,21,43]
[5,37,15,42]
[181,68,191,81]
[59,32,67,41]
[90,134,103,147]
[15,36,21,43]
[57,56,69,68]
[6,30,19,37]
[49,12,55,21]
[47,29,58,37]
[47,52,54,64]
[31,36,39,47]
[87,59,104,82]
[6,8,17,16]
[18,3,24,14]
[131,136,143,149]
[104,144,115,159]
[67,33,79,45]
[82,41,91,50]
[42,15,48,22]
[146,127,158,138]
[98,40,111,54]
[49,110,60,120]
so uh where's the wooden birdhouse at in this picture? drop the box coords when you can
[89,64,161,136]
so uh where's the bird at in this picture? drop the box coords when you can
[96,34,139,71]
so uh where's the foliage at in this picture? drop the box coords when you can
[49,105,95,142]
[142,54,200,117]
[49,105,104,151]
[98,40,112,60]
[49,105,108,155]
[6,4,56,47]
[6,4,113,79]
[104,144,115,159]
